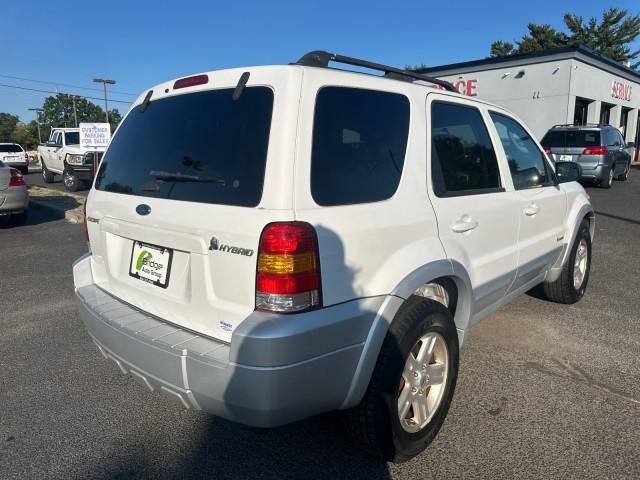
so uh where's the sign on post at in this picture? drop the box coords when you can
[79,123,111,149]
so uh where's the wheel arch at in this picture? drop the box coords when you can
[340,260,473,409]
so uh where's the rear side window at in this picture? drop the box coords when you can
[431,102,501,196]
[490,113,552,189]
[541,130,600,147]
[0,144,23,153]
[95,87,273,207]
[311,87,410,206]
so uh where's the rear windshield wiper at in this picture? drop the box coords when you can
[148,170,226,185]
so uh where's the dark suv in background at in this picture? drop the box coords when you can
[541,124,633,188]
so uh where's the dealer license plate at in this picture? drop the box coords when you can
[129,241,173,288]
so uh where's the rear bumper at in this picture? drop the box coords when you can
[0,186,29,214]
[579,164,608,181]
[73,254,386,427]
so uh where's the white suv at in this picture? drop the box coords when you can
[73,51,593,462]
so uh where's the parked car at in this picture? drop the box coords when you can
[0,161,28,224]
[73,51,593,462]
[37,128,104,192]
[0,143,29,175]
[541,123,632,188]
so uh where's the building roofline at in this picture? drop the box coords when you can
[416,45,640,82]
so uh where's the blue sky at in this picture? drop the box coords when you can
[3,0,639,121]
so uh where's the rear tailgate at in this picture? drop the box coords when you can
[85,67,301,343]
[542,129,601,168]
[87,191,292,342]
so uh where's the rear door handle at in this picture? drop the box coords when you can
[451,216,478,233]
[524,203,540,216]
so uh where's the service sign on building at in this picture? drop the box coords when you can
[79,123,111,149]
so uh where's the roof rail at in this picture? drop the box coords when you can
[295,50,458,93]
[551,123,612,128]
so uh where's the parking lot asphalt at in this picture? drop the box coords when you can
[1,170,639,480]
[23,171,90,197]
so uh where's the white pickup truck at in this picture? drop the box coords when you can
[37,128,105,191]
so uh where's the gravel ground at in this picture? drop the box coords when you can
[1,170,638,479]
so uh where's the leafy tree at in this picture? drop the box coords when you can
[489,8,640,69]
[564,8,640,68]
[11,122,40,149]
[0,113,19,142]
[39,93,121,140]
[490,40,516,58]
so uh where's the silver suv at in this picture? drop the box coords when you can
[541,124,633,188]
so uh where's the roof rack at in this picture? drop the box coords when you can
[552,123,612,128]
[295,50,458,93]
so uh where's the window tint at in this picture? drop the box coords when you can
[65,132,80,145]
[491,113,551,189]
[0,144,23,153]
[541,130,600,147]
[310,87,410,206]
[95,87,273,207]
[431,102,501,196]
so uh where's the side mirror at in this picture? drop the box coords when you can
[46,141,55,147]
[555,161,582,183]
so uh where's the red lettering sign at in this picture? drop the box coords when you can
[429,79,478,97]
[611,80,632,101]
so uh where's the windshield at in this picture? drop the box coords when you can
[65,132,80,145]
[0,144,23,153]
[541,130,600,148]
[95,87,274,207]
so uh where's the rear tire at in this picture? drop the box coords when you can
[343,297,459,462]
[543,219,591,304]
[41,159,54,183]
[600,166,613,188]
[617,162,630,181]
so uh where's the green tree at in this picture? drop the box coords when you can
[11,122,40,149]
[564,8,640,67]
[489,8,640,69]
[0,112,19,142]
[39,93,121,139]
[490,40,515,57]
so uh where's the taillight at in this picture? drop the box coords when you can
[173,74,209,89]
[8,168,25,187]
[583,145,608,155]
[543,146,552,154]
[256,222,321,313]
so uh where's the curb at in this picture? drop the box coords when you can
[27,186,85,224]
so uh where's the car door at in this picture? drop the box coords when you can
[613,129,630,173]
[426,95,519,321]
[53,131,65,172]
[487,111,566,292]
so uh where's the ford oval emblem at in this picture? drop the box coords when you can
[136,204,151,216]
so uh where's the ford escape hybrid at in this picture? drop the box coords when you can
[73,51,594,462]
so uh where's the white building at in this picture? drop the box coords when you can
[418,46,640,158]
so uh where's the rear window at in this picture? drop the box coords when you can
[95,87,274,207]
[541,130,600,148]
[65,132,80,145]
[0,144,23,153]
[310,87,410,206]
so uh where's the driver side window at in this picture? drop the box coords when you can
[490,112,552,190]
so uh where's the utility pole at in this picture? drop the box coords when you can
[71,95,79,127]
[93,78,116,124]
[28,108,44,143]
